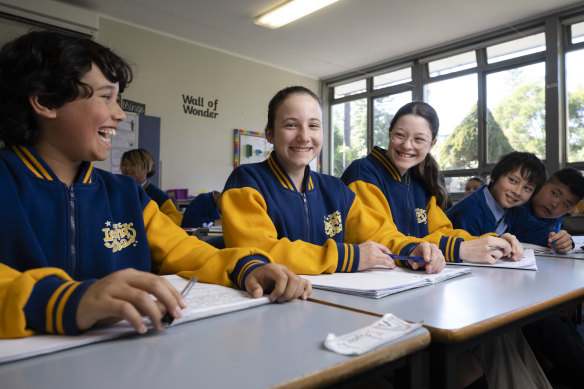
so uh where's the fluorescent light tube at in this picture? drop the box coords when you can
[255,0,339,29]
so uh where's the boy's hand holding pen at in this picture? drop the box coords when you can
[162,277,197,326]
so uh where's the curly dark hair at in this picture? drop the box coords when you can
[0,30,133,146]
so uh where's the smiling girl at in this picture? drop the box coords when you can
[222,87,445,277]
[341,102,524,264]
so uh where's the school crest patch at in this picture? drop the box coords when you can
[102,221,137,252]
[415,208,427,224]
[324,210,343,237]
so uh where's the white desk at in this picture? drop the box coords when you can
[308,257,584,388]
[0,300,430,389]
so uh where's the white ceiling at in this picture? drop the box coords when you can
[58,0,584,79]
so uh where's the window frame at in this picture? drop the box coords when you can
[321,5,584,202]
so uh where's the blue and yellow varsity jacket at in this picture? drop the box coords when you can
[341,147,493,263]
[222,153,424,276]
[0,146,272,338]
[446,186,554,246]
[143,179,183,226]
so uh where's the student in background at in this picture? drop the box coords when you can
[0,31,310,339]
[341,102,523,265]
[525,167,584,224]
[182,190,222,228]
[120,148,183,226]
[520,167,584,388]
[222,86,445,282]
[446,151,573,251]
[464,176,485,197]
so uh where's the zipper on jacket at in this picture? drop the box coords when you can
[68,186,77,278]
[404,175,413,235]
[302,192,311,240]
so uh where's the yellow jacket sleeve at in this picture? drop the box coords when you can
[159,198,184,226]
[143,200,272,285]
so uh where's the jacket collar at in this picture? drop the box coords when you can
[12,145,94,184]
[266,152,314,192]
[370,146,407,182]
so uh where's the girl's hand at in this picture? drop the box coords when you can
[357,241,395,270]
[409,242,445,274]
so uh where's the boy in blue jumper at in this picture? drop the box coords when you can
[525,167,584,224]
[446,151,573,252]
[0,31,310,339]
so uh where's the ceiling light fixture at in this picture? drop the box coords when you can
[255,0,339,29]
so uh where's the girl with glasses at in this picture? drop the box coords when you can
[341,101,523,264]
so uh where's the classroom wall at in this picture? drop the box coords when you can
[94,17,318,194]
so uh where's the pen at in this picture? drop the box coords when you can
[553,220,562,247]
[387,253,427,263]
[161,277,197,326]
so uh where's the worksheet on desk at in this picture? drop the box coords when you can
[0,275,269,364]
[522,241,584,257]
[446,248,537,270]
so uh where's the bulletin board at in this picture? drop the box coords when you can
[233,129,273,168]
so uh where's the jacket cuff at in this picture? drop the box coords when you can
[23,276,95,335]
[230,255,270,290]
[336,243,359,272]
[396,243,420,267]
[439,236,463,263]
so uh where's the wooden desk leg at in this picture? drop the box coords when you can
[429,343,457,389]
[408,351,424,389]
[393,351,424,389]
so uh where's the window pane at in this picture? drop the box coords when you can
[373,68,412,89]
[425,74,478,170]
[333,79,366,99]
[487,33,545,63]
[373,92,412,148]
[486,62,545,163]
[572,21,584,44]
[331,99,367,176]
[566,49,584,163]
[428,51,476,77]
[446,176,486,195]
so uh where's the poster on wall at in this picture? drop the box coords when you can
[233,129,320,171]
[111,112,138,174]
[233,129,273,167]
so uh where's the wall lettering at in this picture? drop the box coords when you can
[182,94,220,119]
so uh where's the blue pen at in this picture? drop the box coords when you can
[387,253,427,263]
[552,220,562,247]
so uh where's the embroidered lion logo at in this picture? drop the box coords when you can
[324,210,343,237]
[415,208,427,224]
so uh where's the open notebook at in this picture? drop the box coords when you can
[446,248,538,270]
[0,275,269,364]
[301,266,471,298]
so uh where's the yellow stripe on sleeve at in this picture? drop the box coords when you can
[46,281,75,333]
[340,244,350,272]
[237,259,265,286]
[55,282,81,334]
[346,244,354,272]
